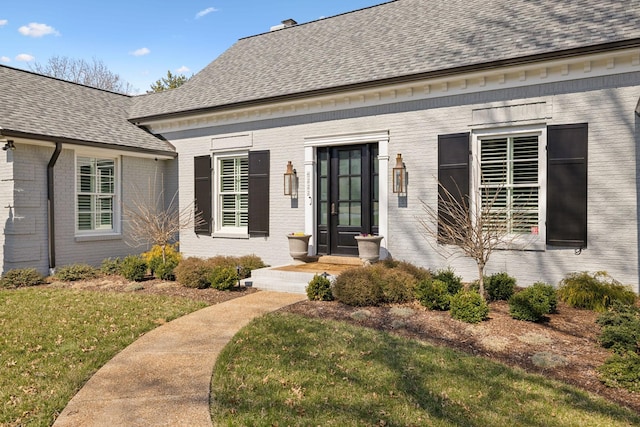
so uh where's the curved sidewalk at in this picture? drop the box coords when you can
[54,290,306,427]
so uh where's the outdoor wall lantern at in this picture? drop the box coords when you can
[1,140,15,151]
[284,160,298,197]
[392,153,406,194]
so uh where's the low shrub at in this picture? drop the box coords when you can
[208,266,238,291]
[174,257,212,289]
[384,259,432,282]
[142,244,182,280]
[237,254,267,278]
[100,257,121,276]
[333,267,383,307]
[485,272,516,301]
[557,271,637,312]
[376,265,417,304]
[306,274,333,301]
[509,283,556,322]
[433,268,463,295]
[597,351,640,392]
[119,255,148,282]
[0,268,45,288]
[415,278,450,310]
[596,302,640,354]
[55,264,99,282]
[450,290,489,324]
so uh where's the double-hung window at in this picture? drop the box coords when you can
[76,156,117,233]
[479,134,540,235]
[217,154,248,233]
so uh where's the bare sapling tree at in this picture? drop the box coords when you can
[124,173,204,263]
[419,180,535,298]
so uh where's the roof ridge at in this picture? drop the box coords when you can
[0,63,132,97]
[238,0,397,41]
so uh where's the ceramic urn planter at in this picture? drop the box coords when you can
[287,233,311,262]
[354,235,383,264]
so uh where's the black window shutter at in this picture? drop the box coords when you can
[437,133,470,241]
[194,155,212,235]
[547,123,588,248]
[248,150,270,236]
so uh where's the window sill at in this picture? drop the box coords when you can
[213,232,250,239]
[75,233,122,243]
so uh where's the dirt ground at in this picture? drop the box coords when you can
[53,277,639,413]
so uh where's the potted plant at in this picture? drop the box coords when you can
[354,234,383,264]
[287,232,311,262]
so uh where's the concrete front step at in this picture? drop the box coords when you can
[244,265,338,294]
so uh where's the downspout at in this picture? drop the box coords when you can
[47,142,62,273]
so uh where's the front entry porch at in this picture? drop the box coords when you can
[244,256,364,294]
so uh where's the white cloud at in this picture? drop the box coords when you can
[196,7,218,19]
[130,47,150,56]
[0,19,8,27]
[176,65,190,74]
[18,22,59,37]
[16,53,35,62]
[1,56,10,63]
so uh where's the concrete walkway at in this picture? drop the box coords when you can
[54,290,306,427]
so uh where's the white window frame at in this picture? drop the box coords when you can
[471,125,546,250]
[74,152,121,236]
[213,151,249,237]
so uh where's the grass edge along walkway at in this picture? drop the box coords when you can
[211,312,640,427]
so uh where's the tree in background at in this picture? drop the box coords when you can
[147,70,189,93]
[29,55,134,94]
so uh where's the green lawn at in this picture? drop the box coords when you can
[0,287,206,426]
[211,312,640,427]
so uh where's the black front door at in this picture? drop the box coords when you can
[317,144,378,256]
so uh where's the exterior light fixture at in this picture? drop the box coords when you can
[1,140,15,151]
[392,153,406,194]
[284,161,297,197]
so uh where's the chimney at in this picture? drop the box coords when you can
[270,18,298,32]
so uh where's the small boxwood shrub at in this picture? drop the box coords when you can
[208,266,238,291]
[509,283,556,322]
[450,290,489,323]
[596,302,640,354]
[55,264,99,282]
[119,255,148,282]
[142,244,181,280]
[100,257,122,276]
[333,267,384,307]
[384,259,432,282]
[557,271,637,312]
[597,352,640,392]
[485,272,516,301]
[237,254,267,278]
[433,268,463,295]
[306,274,333,301]
[415,278,451,310]
[372,264,417,304]
[174,257,212,289]
[0,268,45,288]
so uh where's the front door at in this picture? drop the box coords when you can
[317,144,378,256]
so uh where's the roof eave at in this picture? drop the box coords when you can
[130,38,640,124]
[0,129,177,158]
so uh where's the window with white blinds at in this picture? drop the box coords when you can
[76,157,116,232]
[218,155,248,231]
[479,135,539,235]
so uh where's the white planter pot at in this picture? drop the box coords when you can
[287,234,311,261]
[354,235,383,264]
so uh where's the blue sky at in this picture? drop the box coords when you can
[0,1,385,94]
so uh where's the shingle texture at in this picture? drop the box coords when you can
[130,0,640,120]
[0,66,175,154]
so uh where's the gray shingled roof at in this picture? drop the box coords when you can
[0,65,175,155]
[130,0,640,120]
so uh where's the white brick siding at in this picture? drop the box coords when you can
[167,72,640,292]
